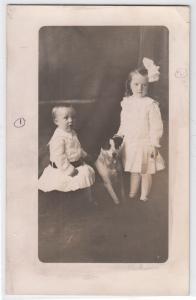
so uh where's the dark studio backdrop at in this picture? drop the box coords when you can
[38,27,169,263]
[39,26,168,172]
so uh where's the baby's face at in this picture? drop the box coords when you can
[55,107,76,132]
[130,73,148,97]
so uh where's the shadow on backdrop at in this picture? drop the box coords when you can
[38,26,168,263]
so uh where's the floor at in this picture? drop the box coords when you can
[38,170,168,263]
[38,121,168,263]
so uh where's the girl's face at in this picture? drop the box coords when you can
[55,107,76,132]
[130,73,149,97]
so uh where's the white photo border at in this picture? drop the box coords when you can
[2,1,194,299]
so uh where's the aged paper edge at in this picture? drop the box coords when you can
[6,5,189,295]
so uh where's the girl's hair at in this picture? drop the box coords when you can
[52,105,76,123]
[125,67,148,97]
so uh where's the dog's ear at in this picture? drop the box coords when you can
[101,140,111,150]
[112,135,124,149]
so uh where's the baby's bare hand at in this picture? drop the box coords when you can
[70,168,79,177]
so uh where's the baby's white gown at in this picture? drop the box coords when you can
[38,128,95,192]
[117,96,165,174]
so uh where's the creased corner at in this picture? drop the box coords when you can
[175,6,190,24]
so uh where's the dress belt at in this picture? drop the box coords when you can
[50,159,83,169]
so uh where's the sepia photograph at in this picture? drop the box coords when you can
[38,26,168,263]
[6,5,189,295]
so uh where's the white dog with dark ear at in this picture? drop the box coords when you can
[95,136,125,205]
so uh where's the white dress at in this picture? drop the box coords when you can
[38,128,95,192]
[117,96,165,174]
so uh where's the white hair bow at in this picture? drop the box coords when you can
[143,57,160,82]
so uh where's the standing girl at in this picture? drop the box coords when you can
[117,58,165,201]
[38,105,95,193]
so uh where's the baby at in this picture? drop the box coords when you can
[38,105,95,192]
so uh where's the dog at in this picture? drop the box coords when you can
[95,135,125,205]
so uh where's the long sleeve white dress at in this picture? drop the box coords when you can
[117,96,165,174]
[38,128,95,192]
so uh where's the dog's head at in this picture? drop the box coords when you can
[101,135,124,160]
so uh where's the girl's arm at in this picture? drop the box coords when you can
[116,98,128,137]
[50,137,76,176]
[149,102,164,148]
[117,108,126,137]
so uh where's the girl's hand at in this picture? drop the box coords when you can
[149,146,158,158]
[70,168,79,177]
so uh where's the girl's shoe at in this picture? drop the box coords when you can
[140,197,148,202]
[129,193,136,199]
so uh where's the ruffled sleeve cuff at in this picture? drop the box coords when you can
[121,97,129,108]
[150,138,161,148]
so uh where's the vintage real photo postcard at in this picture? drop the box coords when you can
[6,5,189,295]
